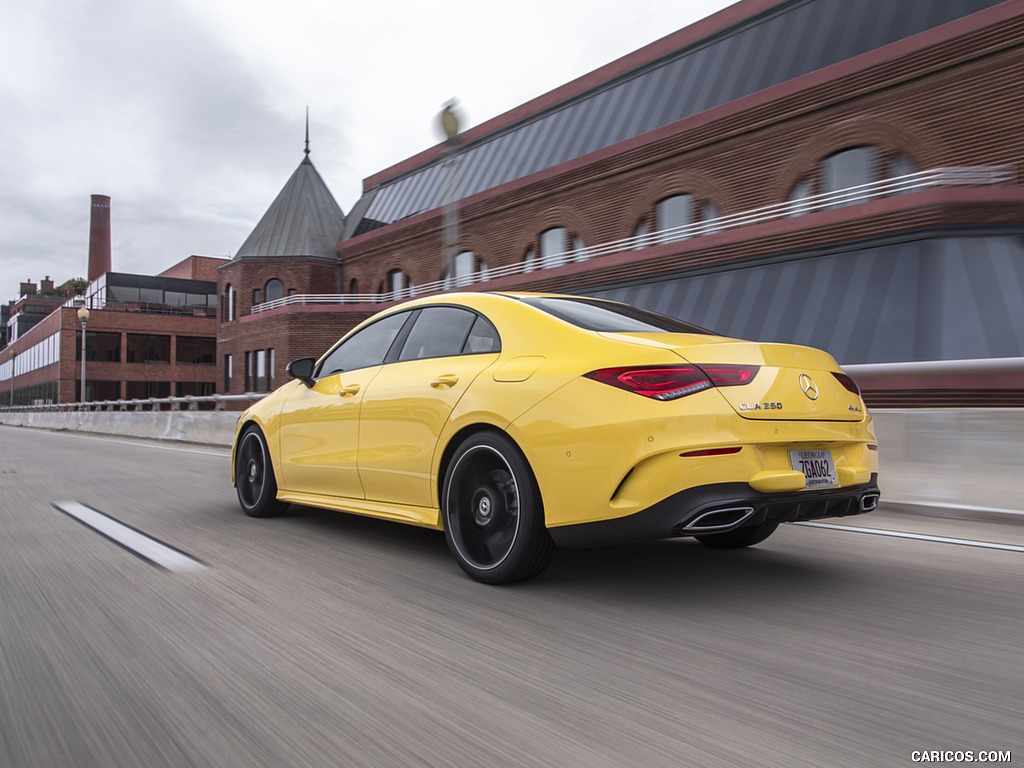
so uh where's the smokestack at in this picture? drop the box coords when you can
[88,194,112,282]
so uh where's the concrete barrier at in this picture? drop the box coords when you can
[0,409,240,447]
[1,407,1022,514]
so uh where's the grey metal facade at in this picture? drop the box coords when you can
[590,231,1024,366]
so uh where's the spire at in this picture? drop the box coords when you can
[304,106,310,159]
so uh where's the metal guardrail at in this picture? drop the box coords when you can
[1,359,1021,415]
[251,165,1016,312]
[0,393,267,413]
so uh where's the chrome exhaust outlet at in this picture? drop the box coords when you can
[682,506,755,533]
[860,493,880,512]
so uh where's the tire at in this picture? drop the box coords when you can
[441,432,556,584]
[696,520,779,549]
[235,426,289,518]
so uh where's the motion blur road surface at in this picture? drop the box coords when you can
[1,425,1020,767]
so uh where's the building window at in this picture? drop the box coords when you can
[349,278,359,294]
[820,146,877,207]
[539,227,569,268]
[788,178,814,217]
[655,194,694,242]
[224,354,233,392]
[176,382,215,397]
[523,249,536,273]
[265,279,285,302]
[76,331,121,362]
[126,334,171,363]
[223,285,235,322]
[631,221,650,250]
[572,235,589,262]
[287,288,297,297]
[252,288,261,306]
[450,250,488,287]
[176,336,216,365]
[126,381,171,399]
[382,269,409,299]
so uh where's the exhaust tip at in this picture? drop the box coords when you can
[860,493,880,512]
[682,506,755,533]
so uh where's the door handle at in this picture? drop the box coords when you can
[339,383,360,397]
[430,374,459,389]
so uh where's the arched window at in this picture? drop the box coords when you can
[265,278,284,303]
[539,227,569,268]
[523,249,536,273]
[348,278,359,294]
[223,284,235,322]
[632,221,650,250]
[655,194,694,243]
[451,250,487,287]
[572,235,589,262]
[382,269,410,299]
[820,146,877,207]
[788,179,813,217]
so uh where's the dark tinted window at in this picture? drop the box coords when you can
[464,315,501,354]
[317,311,410,376]
[521,297,715,334]
[398,307,477,361]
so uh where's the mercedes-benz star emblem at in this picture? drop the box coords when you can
[798,373,819,400]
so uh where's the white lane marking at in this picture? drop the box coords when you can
[53,501,206,573]
[794,521,1024,554]
[885,498,1024,518]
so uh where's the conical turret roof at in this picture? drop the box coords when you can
[234,155,345,262]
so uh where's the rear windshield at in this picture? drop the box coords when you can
[519,297,716,334]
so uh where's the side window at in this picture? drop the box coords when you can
[463,315,500,354]
[317,312,410,376]
[398,307,478,362]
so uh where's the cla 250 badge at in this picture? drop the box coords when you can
[739,401,783,411]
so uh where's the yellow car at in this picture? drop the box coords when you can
[233,292,879,584]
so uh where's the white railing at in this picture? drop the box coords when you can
[250,165,1016,313]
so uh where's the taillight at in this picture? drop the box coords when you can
[832,372,861,395]
[584,365,758,401]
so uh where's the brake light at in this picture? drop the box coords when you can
[584,365,758,401]
[833,372,861,395]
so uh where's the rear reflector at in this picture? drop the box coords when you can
[584,365,759,401]
[679,447,743,458]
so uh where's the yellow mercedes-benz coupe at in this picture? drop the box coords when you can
[233,292,879,584]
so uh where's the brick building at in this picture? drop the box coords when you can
[2,249,224,406]
[220,0,1024,405]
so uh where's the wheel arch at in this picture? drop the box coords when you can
[436,424,545,525]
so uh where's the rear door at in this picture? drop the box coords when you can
[357,307,501,507]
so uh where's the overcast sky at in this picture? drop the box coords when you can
[0,0,734,302]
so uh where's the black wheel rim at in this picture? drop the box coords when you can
[446,446,520,570]
[238,432,266,510]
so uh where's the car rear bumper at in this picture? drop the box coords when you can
[548,474,880,548]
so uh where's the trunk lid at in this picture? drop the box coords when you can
[600,333,864,421]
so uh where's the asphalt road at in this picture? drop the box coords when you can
[1,425,1020,768]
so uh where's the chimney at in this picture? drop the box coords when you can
[20,280,37,297]
[40,276,55,293]
[88,194,112,282]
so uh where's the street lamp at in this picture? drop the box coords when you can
[77,303,90,403]
[439,101,462,287]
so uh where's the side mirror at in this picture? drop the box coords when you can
[286,357,316,386]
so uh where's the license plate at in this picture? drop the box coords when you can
[790,449,839,489]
